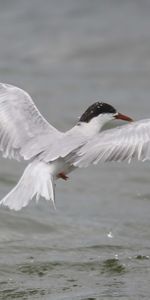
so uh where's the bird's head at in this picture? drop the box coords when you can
[78,102,133,132]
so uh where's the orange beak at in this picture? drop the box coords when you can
[115,112,133,122]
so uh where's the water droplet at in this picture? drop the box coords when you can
[107,231,113,238]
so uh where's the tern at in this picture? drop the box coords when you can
[0,83,149,211]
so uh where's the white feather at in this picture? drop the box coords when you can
[0,83,61,160]
[0,161,55,210]
[70,119,150,167]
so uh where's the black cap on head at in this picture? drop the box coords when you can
[79,102,117,123]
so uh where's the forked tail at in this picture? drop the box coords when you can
[0,161,55,211]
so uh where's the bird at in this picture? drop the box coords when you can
[0,83,149,211]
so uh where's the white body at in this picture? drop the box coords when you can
[0,83,150,210]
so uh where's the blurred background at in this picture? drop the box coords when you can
[0,1,150,299]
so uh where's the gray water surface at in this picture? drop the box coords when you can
[0,1,150,299]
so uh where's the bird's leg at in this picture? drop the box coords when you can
[57,172,69,181]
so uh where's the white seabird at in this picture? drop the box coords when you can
[0,83,149,211]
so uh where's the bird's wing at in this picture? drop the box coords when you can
[35,125,88,163]
[0,83,61,160]
[68,119,150,167]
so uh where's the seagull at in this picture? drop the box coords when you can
[0,83,149,211]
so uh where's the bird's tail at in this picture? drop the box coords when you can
[0,161,55,211]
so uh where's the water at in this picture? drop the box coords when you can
[0,0,150,299]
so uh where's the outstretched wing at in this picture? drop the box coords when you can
[69,119,150,167]
[0,83,61,160]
